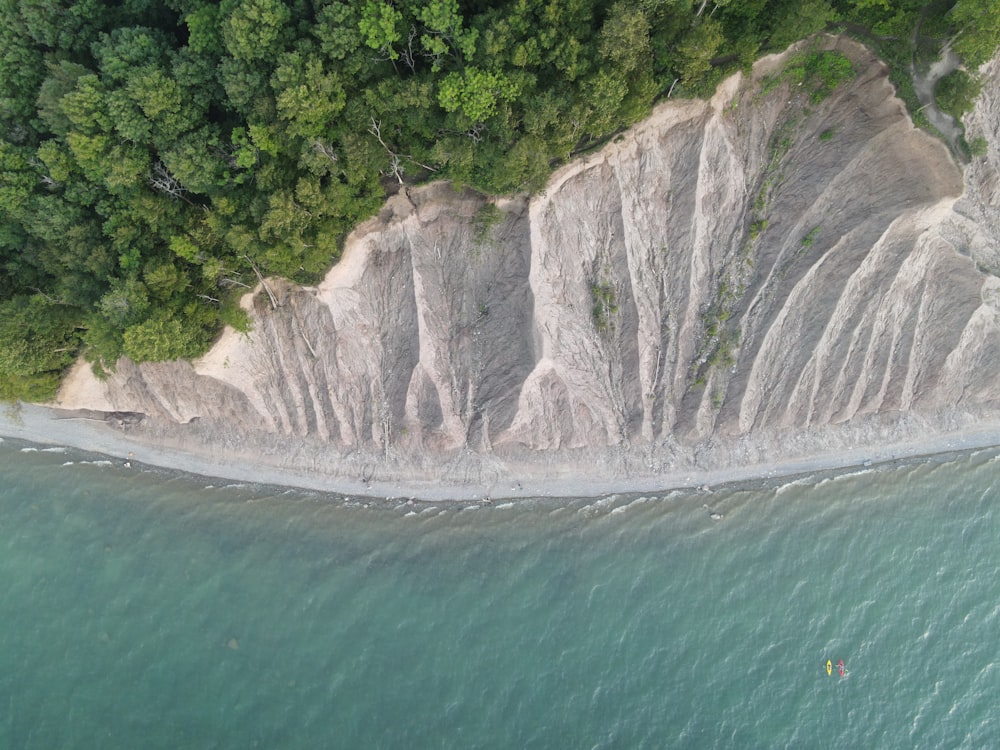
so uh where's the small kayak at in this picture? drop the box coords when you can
[838,660,845,677]
[826,659,832,676]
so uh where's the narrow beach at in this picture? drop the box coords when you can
[3,403,1000,502]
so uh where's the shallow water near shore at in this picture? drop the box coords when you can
[2,440,1000,748]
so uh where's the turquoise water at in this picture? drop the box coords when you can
[2,440,1000,748]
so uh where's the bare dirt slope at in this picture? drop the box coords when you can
[55,37,1000,491]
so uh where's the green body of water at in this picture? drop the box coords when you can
[2,439,999,748]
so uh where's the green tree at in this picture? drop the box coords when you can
[17,0,110,55]
[59,74,112,135]
[676,18,724,86]
[35,61,92,137]
[93,26,172,84]
[0,294,81,401]
[358,0,403,59]
[158,125,227,194]
[950,0,1000,67]
[0,3,46,133]
[438,67,517,123]
[0,139,38,226]
[144,259,189,301]
[272,50,347,139]
[417,0,479,68]
[314,2,363,62]
[122,309,205,361]
[218,57,272,118]
[222,0,292,62]
[127,66,198,143]
[934,69,982,118]
[598,3,651,74]
[97,277,150,328]
[184,3,222,54]
[767,0,839,50]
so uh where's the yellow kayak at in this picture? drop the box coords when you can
[826,660,833,676]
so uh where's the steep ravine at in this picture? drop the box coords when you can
[56,37,1000,490]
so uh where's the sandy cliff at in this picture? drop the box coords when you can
[55,38,1000,490]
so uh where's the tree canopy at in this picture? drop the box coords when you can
[0,0,995,400]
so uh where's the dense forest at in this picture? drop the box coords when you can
[0,0,997,400]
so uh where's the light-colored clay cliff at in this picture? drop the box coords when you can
[55,38,1000,491]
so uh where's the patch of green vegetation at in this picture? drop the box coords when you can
[747,111,802,247]
[890,68,933,131]
[955,132,991,162]
[708,329,739,369]
[801,226,821,247]
[692,275,743,386]
[0,295,84,401]
[949,0,1000,68]
[753,183,770,214]
[752,114,800,222]
[760,50,856,105]
[749,219,769,240]
[968,137,989,158]
[935,70,983,120]
[591,282,619,334]
[473,202,504,243]
[819,128,836,142]
[711,388,724,409]
[783,50,857,104]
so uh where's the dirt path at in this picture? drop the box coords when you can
[910,4,964,155]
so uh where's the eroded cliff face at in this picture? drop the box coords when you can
[57,38,1000,484]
